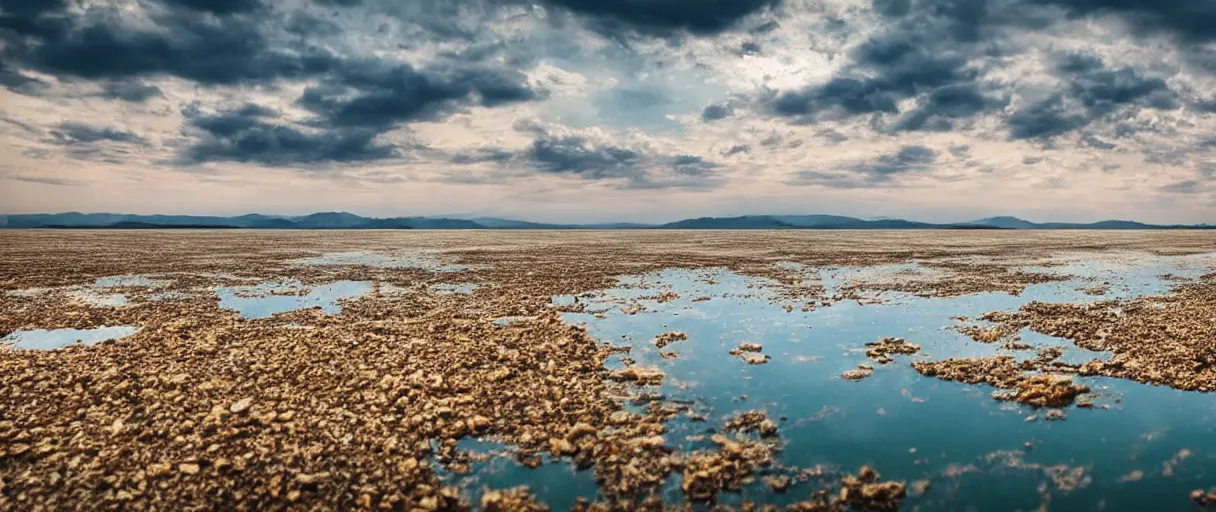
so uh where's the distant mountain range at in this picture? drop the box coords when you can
[0,212,1211,230]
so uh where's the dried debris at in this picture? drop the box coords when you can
[1192,489,1216,508]
[914,358,1091,408]
[722,411,779,438]
[730,342,771,365]
[999,375,1090,409]
[841,365,874,381]
[864,337,920,364]
[652,331,687,349]
[481,487,548,511]
[609,366,667,386]
[680,435,776,503]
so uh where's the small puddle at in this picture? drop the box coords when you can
[213,280,372,319]
[68,289,128,307]
[2,326,141,350]
[435,438,598,510]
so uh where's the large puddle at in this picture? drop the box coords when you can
[214,280,372,319]
[2,326,141,350]
[473,254,1214,510]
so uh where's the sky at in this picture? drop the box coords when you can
[1,0,1215,224]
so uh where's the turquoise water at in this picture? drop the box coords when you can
[435,438,599,510]
[213,280,372,319]
[2,325,141,350]
[499,256,1214,510]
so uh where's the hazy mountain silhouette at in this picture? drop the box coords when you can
[1,212,1211,230]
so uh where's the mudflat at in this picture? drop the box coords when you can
[2,230,1215,511]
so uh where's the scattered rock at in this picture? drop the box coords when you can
[764,475,791,493]
[723,411,779,438]
[865,337,921,364]
[842,365,874,381]
[1191,489,1216,508]
[730,342,770,364]
[1009,375,1090,408]
[652,331,687,349]
[1118,470,1144,483]
[736,342,763,353]
[840,465,907,511]
[481,487,547,512]
[609,366,666,385]
[229,397,253,415]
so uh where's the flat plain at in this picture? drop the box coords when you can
[3,230,1216,511]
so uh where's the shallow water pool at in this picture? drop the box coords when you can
[2,326,141,350]
[213,280,372,319]
[525,257,1215,510]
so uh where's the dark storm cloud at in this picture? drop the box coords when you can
[1063,65,1177,113]
[163,0,266,14]
[298,63,540,129]
[0,0,69,17]
[1029,0,1216,42]
[853,145,938,176]
[510,127,721,188]
[0,3,343,87]
[1007,94,1087,139]
[0,0,536,103]
[530,0,780,37]
[701,103,733,122]
[1009,59,1177,141]
[49,123,146,145]
[763,30,993,126]
[527,135,642,179]
[671,155,719,176]
[1053,51,1105,74]
[891,83,1007,132]
[765,0,1198,141]
[1195,98,1216,113]
[0,62,45,94]
[181,103,394,165]
[101,82,164,102]
[872,0,911,17]
[0,0,546,168]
